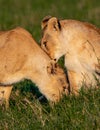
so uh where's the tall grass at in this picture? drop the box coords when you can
[0,0,100,129]
[0,86,100,130]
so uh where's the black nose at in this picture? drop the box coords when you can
[63,86,67,90]
[54,59,57,61]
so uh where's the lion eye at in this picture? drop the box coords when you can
[42,40,49,52]
[43,41,47,47]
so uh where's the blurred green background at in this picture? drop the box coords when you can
[0,0,99,42]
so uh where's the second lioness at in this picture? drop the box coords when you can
[41,16,100,95]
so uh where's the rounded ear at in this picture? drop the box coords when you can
[47,61,57,75]
[48,17,61,31]
[41,16,52,29]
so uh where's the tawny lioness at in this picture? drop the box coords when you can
[0,27,68,109]
[41,16,100,95]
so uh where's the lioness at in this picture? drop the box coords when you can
[41,16,100,95]
[0,27,68,108]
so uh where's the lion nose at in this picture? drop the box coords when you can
[63,86,68,95]
[63,86,66,90]
[54,59,57,62]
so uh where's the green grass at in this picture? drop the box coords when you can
[0,0,100,129]
[0,85,100,130]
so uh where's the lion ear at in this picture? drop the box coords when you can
[47,61,57,75]
[41,16,52,29]
[48,17,61,31]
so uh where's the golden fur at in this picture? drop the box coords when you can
[0,27,68,108]
[0,86,12,109]
[41,16,100,95]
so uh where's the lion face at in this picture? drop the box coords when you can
[41,16,63,61]
[47,61,69,96]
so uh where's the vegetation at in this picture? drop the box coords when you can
[0,0,100,129]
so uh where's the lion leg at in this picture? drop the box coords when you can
[0,86,13,109]
[5,86,13,109]
[67,70,82,95]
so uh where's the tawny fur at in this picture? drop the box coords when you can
[0,27,68,108]
[0,86,12,109]
[41,16,100,95]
